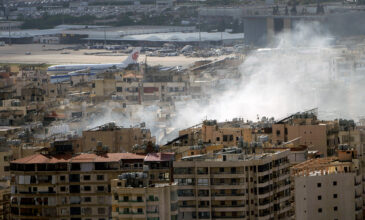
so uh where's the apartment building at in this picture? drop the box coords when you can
[9,152,146,220]
[81,122,154,153]
[111,172,178,220]
[0,186,10,220]
[292,148,363,220]
[144,152,174,185]
[9,149,175,220]
[0,151,12,180]
[174,148,291,220]
[272,110,339,156]
[178,120,254,147]
[93,74,188,104]
[338,126,365,161]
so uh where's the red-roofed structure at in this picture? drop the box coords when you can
[11,152,146,164]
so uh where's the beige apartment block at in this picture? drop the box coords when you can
[339,127,365,161]
[9,150,174,220]
[174,149,292,220]
[272,111,339,156]
[292,149,363,220]
[0,186,10,220]
[9,152,146,220]
[111,173,178,220]
[81,122,154,153]
[0,151,12,180]
[178,120,257,147]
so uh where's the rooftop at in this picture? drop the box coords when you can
[144,152,174,162]
[291,156,356,177]
[84,31,244,42]
[11,152,146,164]
[180,148,288,162]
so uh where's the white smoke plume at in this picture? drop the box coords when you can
[52,22,365,144]
[170,22,364,133]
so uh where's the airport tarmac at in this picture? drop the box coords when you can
[0,44,217,67]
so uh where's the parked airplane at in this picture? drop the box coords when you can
[47,47,141,74]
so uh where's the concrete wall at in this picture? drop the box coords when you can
[295,173,357,220]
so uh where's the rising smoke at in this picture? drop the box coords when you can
[50,22,365,144]
[170,22,365,137]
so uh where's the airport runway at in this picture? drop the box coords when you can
[0,44,218,67]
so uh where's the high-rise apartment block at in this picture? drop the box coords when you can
[9,151,174,220]
[173,148,291,220]
[292,147,363,220]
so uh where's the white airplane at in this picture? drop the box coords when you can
[47,47,141,74]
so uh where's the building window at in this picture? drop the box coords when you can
[84,175,91,181]
[333,194,337,198]
[137,208,143,214]
[97,175,104,181]
[333,181,337,186]
[84,197,91,202]
[334,206,338,211]
[60,186,66,192]
[137,196,143,202]
[97,208,105,214]
[97,186,105,192]
[318,208,322,213]
[318,195,322,200]
[317,183,321,187]
[219,168,224,173]
[123,196,128,202]
[84,186,91,191]
[60,176,66,181]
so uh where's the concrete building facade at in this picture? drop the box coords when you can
[9,152,146,220]
[174,149,291,220]
[292,150,363,220]
[81,122,154,153]
[111,173,178,220]
[272,111,339,157]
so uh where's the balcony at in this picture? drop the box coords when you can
[212,216,246,220]
[119,211,145,217]
[180,204,196,208]
[211,184,245,190]
[211,173,245,178]
[212,205,246,212]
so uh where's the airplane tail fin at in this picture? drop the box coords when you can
[123,47,141,65]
